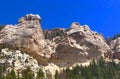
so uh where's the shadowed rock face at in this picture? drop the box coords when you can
[0,14,55,59]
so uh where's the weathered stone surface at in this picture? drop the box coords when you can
[0,48,40,74]
[0,14,55,59]
[54,22,110,66]
[0,48,60,77]
[0,15,110,67]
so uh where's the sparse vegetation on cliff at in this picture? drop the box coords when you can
[1,58,119,79]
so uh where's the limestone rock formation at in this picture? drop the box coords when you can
[0,14,114,78]
[0,14,55,59]
[0,48,60,78]
[54,22,110,66]
[0,48,40,74]
[0,14,110,67]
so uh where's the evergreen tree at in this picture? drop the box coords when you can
[46,71,52,79]
[0,65,3,79]
[54,70,61,79]
[65,58,120,79]
[4,69,17,79]
[22,67,34,79]
[36,69,44,79]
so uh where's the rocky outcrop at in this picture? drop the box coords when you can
[0,14,110,67]
[109,37,120,59]
[0,14,55,59]
[109,37,120,53]
[0,48,40,75]
[0,14,114,78]
[0,48,60,78]
[54,22,110,66]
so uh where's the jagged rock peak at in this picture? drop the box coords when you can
[69,22,91,31]
[0,14,56,59]
[18,14,41,23]
[110,37,120,52]
[70,22,81,29]
[116,37,120,45]
[83,25,90,31]
[67,22,92,35]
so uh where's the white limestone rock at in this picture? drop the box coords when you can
[0,48,40,74]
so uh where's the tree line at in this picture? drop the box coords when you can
[55,58,120,79]
[0,58,120,79]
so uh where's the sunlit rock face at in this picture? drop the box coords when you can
[0,48,40,73]
[0,48,60,78]
[0,14,114,78]
[0,14,110,67]
[54,22,110,66]
[0,14,55,59]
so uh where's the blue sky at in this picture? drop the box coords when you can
[0,0,120,37]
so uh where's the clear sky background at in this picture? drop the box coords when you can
[0,0,120,37]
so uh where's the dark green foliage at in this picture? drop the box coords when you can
[111,34,120,40]
[36,69,44,79]
[6,70,17,79]
[0,67,45,79]
[65,58,120,79]
[22,67,34,79]
[46,71,52,79]
[44,29,66,40]
[3,69,17,79]
[0,58,120,79]
[0,65,3,79]
[54,70,61,79]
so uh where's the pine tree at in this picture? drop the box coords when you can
[22,67,34,79]
[54,70,60,79]
[46,71,52,79]
[36,69,44,79]
[0,65,3,79]
[4,69,17,79]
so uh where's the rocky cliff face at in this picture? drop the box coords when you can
[0,48,40,73]
[0,14,113,78]
[0,14,110,67]
[0,48,60,78]
[52,22,110,66]
[0,14,55,59]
